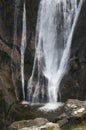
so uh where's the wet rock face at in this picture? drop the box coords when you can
[0,0,40,101]
[60,0,86,102]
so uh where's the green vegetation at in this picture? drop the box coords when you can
[63,120,86,130]
[47,127,54,130]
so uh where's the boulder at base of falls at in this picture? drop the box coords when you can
[55,99,86,127]
[8,118,60,130]
[64,99,86,119]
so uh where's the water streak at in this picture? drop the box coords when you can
[21,1,27,100]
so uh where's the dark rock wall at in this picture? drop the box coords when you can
[0,0,40,102]
[60,0,86,102]
[0,0,14,44]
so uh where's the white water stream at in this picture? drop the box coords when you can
[27,0,83,110]
[21,2,27,101]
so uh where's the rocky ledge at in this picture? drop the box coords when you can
[64,99,86,119]
[9,118,60,130]
[56,99,86,128]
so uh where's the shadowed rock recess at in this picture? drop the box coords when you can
[0,0,86,130]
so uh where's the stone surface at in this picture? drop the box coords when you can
[9,118,48,130]
[9,118,60,130]
[54,99,86,128]
[40,122,60,130]
[64,99,86,119]
[57,118,68,127]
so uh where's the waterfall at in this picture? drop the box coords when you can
[21,1,27,101]
[27,0,83,106]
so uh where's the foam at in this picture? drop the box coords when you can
[38,102,63,112]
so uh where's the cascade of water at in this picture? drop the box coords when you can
[21,1,27,101]
[27,0,83,104]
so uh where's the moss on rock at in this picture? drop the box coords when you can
[63,120,86,130]
[46,127,54,130]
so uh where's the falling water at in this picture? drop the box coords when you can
[21,1,27,101]
[27,0,83,106]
